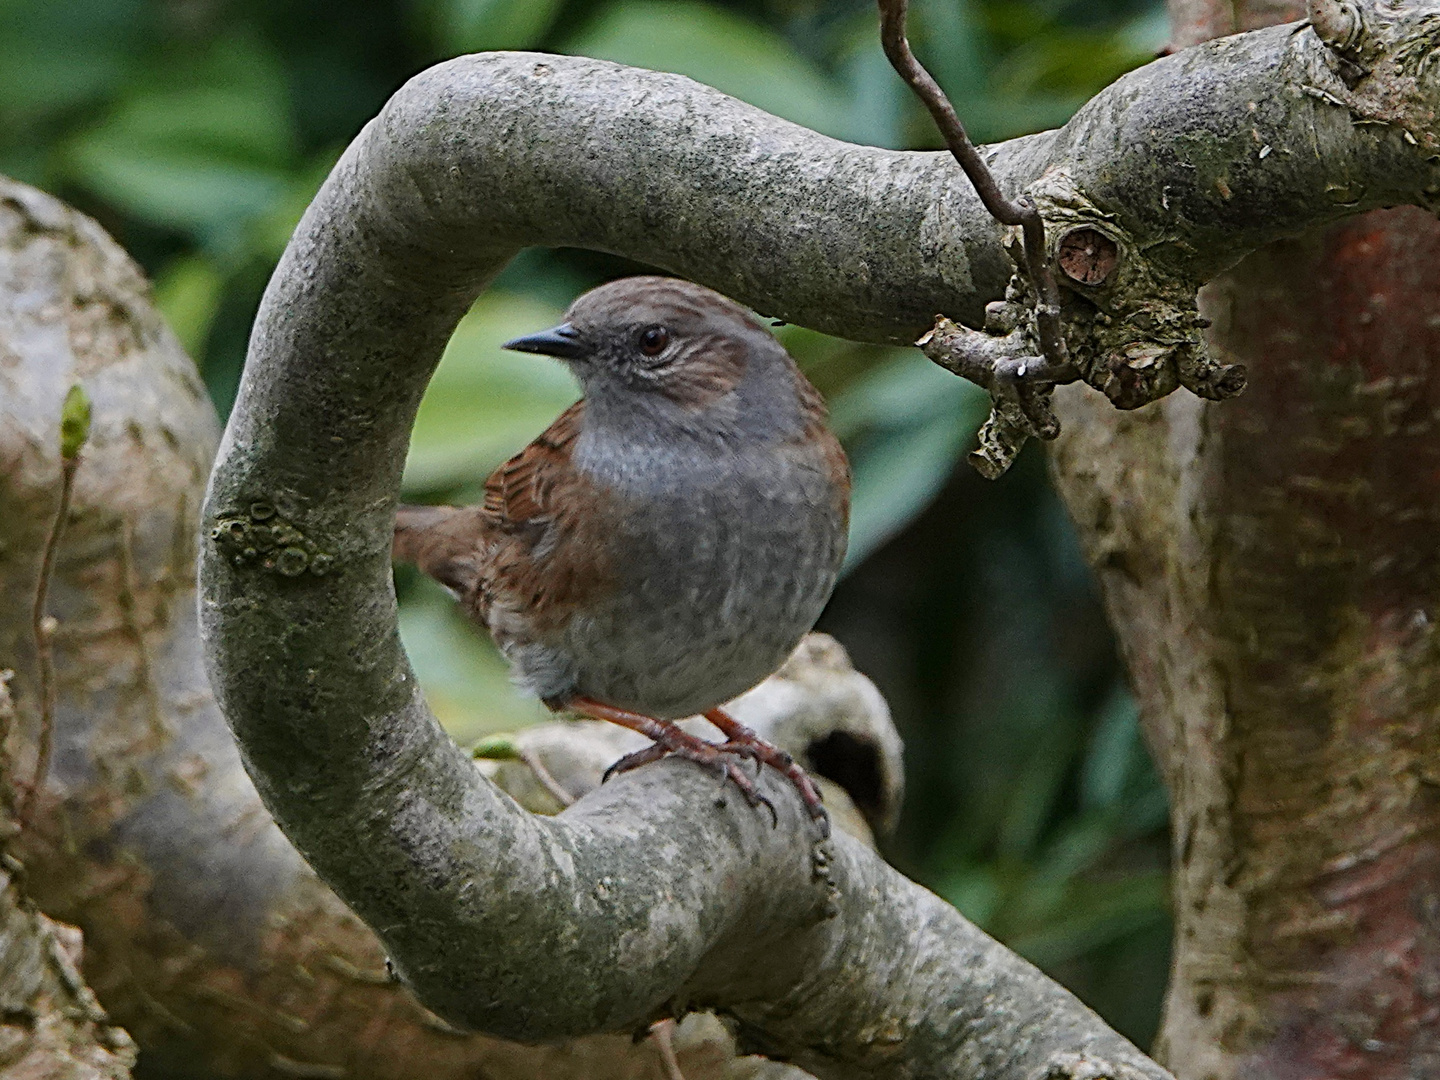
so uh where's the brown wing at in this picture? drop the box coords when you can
[395,400,613,637]
[393,502,487,595]
[392,401,589,606]
[480,399,619,635]
[481,400,586,535]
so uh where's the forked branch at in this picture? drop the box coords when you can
[886,0,1439,476]
[876,0,1072,383]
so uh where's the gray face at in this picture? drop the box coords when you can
[504,275,802,444]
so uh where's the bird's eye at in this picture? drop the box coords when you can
[638,326,670,357]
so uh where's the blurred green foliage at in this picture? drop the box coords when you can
[2,0,1173,1050]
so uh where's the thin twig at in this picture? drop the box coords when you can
[517,746,577,809]
[21,384,90,827]
[116,517,169,741]
[21,454,81,826]
[0,670,16,823]
[877,0,1072,376]
[650,1019,687,1080]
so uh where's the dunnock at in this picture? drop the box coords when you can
[394,276,850,830]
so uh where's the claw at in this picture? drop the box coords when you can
[603,742,668,783]
[704,708,829,837]
[571,696,799,830]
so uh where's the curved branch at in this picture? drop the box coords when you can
[1,175,806,1080]
[196,51,1188,1080]
[201,8,1440,1075]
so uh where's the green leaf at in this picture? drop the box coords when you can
[827,350,974,438]
[427,0,567,52]
[247,152,344,261]
[937,863,1003,929]
[60,34,295,243]
[471,733,522,760]
[831,354,987,568]
[1080,687,1142,810]
[845,410,965,569]
[996,710,1077,860]
[152,255,224,359]
[831,22,911,150]
[564,0,852,138]
[65,142,287,239]
[403,291,579,493]
[0,0,144,133]
[59,383,92,460]
[1008,871,1170,968]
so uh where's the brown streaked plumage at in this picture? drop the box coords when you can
[393,276,850,832]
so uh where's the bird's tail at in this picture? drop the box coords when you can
[393,504,481,596]
[393,503,459,564]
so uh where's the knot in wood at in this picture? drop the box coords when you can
[1308,0,1365,55]
[1057,228,1118,286]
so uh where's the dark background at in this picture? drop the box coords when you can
[1,0,1173,1045]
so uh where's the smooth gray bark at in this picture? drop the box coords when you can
[200,6,1440,1078]
[0,175,880,1080]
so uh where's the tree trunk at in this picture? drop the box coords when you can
[0,857,137,1080]
[1049,7,1440,1079]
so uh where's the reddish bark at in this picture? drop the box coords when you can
[1051,4,1440,1068]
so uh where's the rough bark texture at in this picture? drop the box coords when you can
[198,7,1440,1079]
[0,678,136,1080]
[9,1,1440,1076]
[0,858,137,1080]
[0,176,1139,1080]
[1048,6,1440,1080]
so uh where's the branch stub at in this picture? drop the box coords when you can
[1057,228,1119,287]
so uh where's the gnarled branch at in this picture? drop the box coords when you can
[200,3,1440,1075]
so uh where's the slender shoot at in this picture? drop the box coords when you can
[21,384,91,826]
[651,1019,687,1080]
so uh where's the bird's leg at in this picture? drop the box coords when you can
[704,708,829,836]
[567,697,777,825]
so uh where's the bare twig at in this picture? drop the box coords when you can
[517,746,577,809]
[21,384,91,826]
[0,670,16,823]
[876,0,1072,381]
[116,518,169,741]
[650,1019,687,1080]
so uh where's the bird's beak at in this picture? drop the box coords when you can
[501,323,587,360]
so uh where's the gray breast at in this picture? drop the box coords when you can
[555,439,845,719]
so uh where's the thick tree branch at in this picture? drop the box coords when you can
[200,4,1439,1075]
[2,176,809,1079]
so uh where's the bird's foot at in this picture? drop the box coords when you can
[704,708,829,838]
[568,697,777,826]
[605,724,777,826]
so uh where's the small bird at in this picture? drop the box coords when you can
[394,276,850,830]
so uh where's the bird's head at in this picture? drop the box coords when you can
[502,277,796,428]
